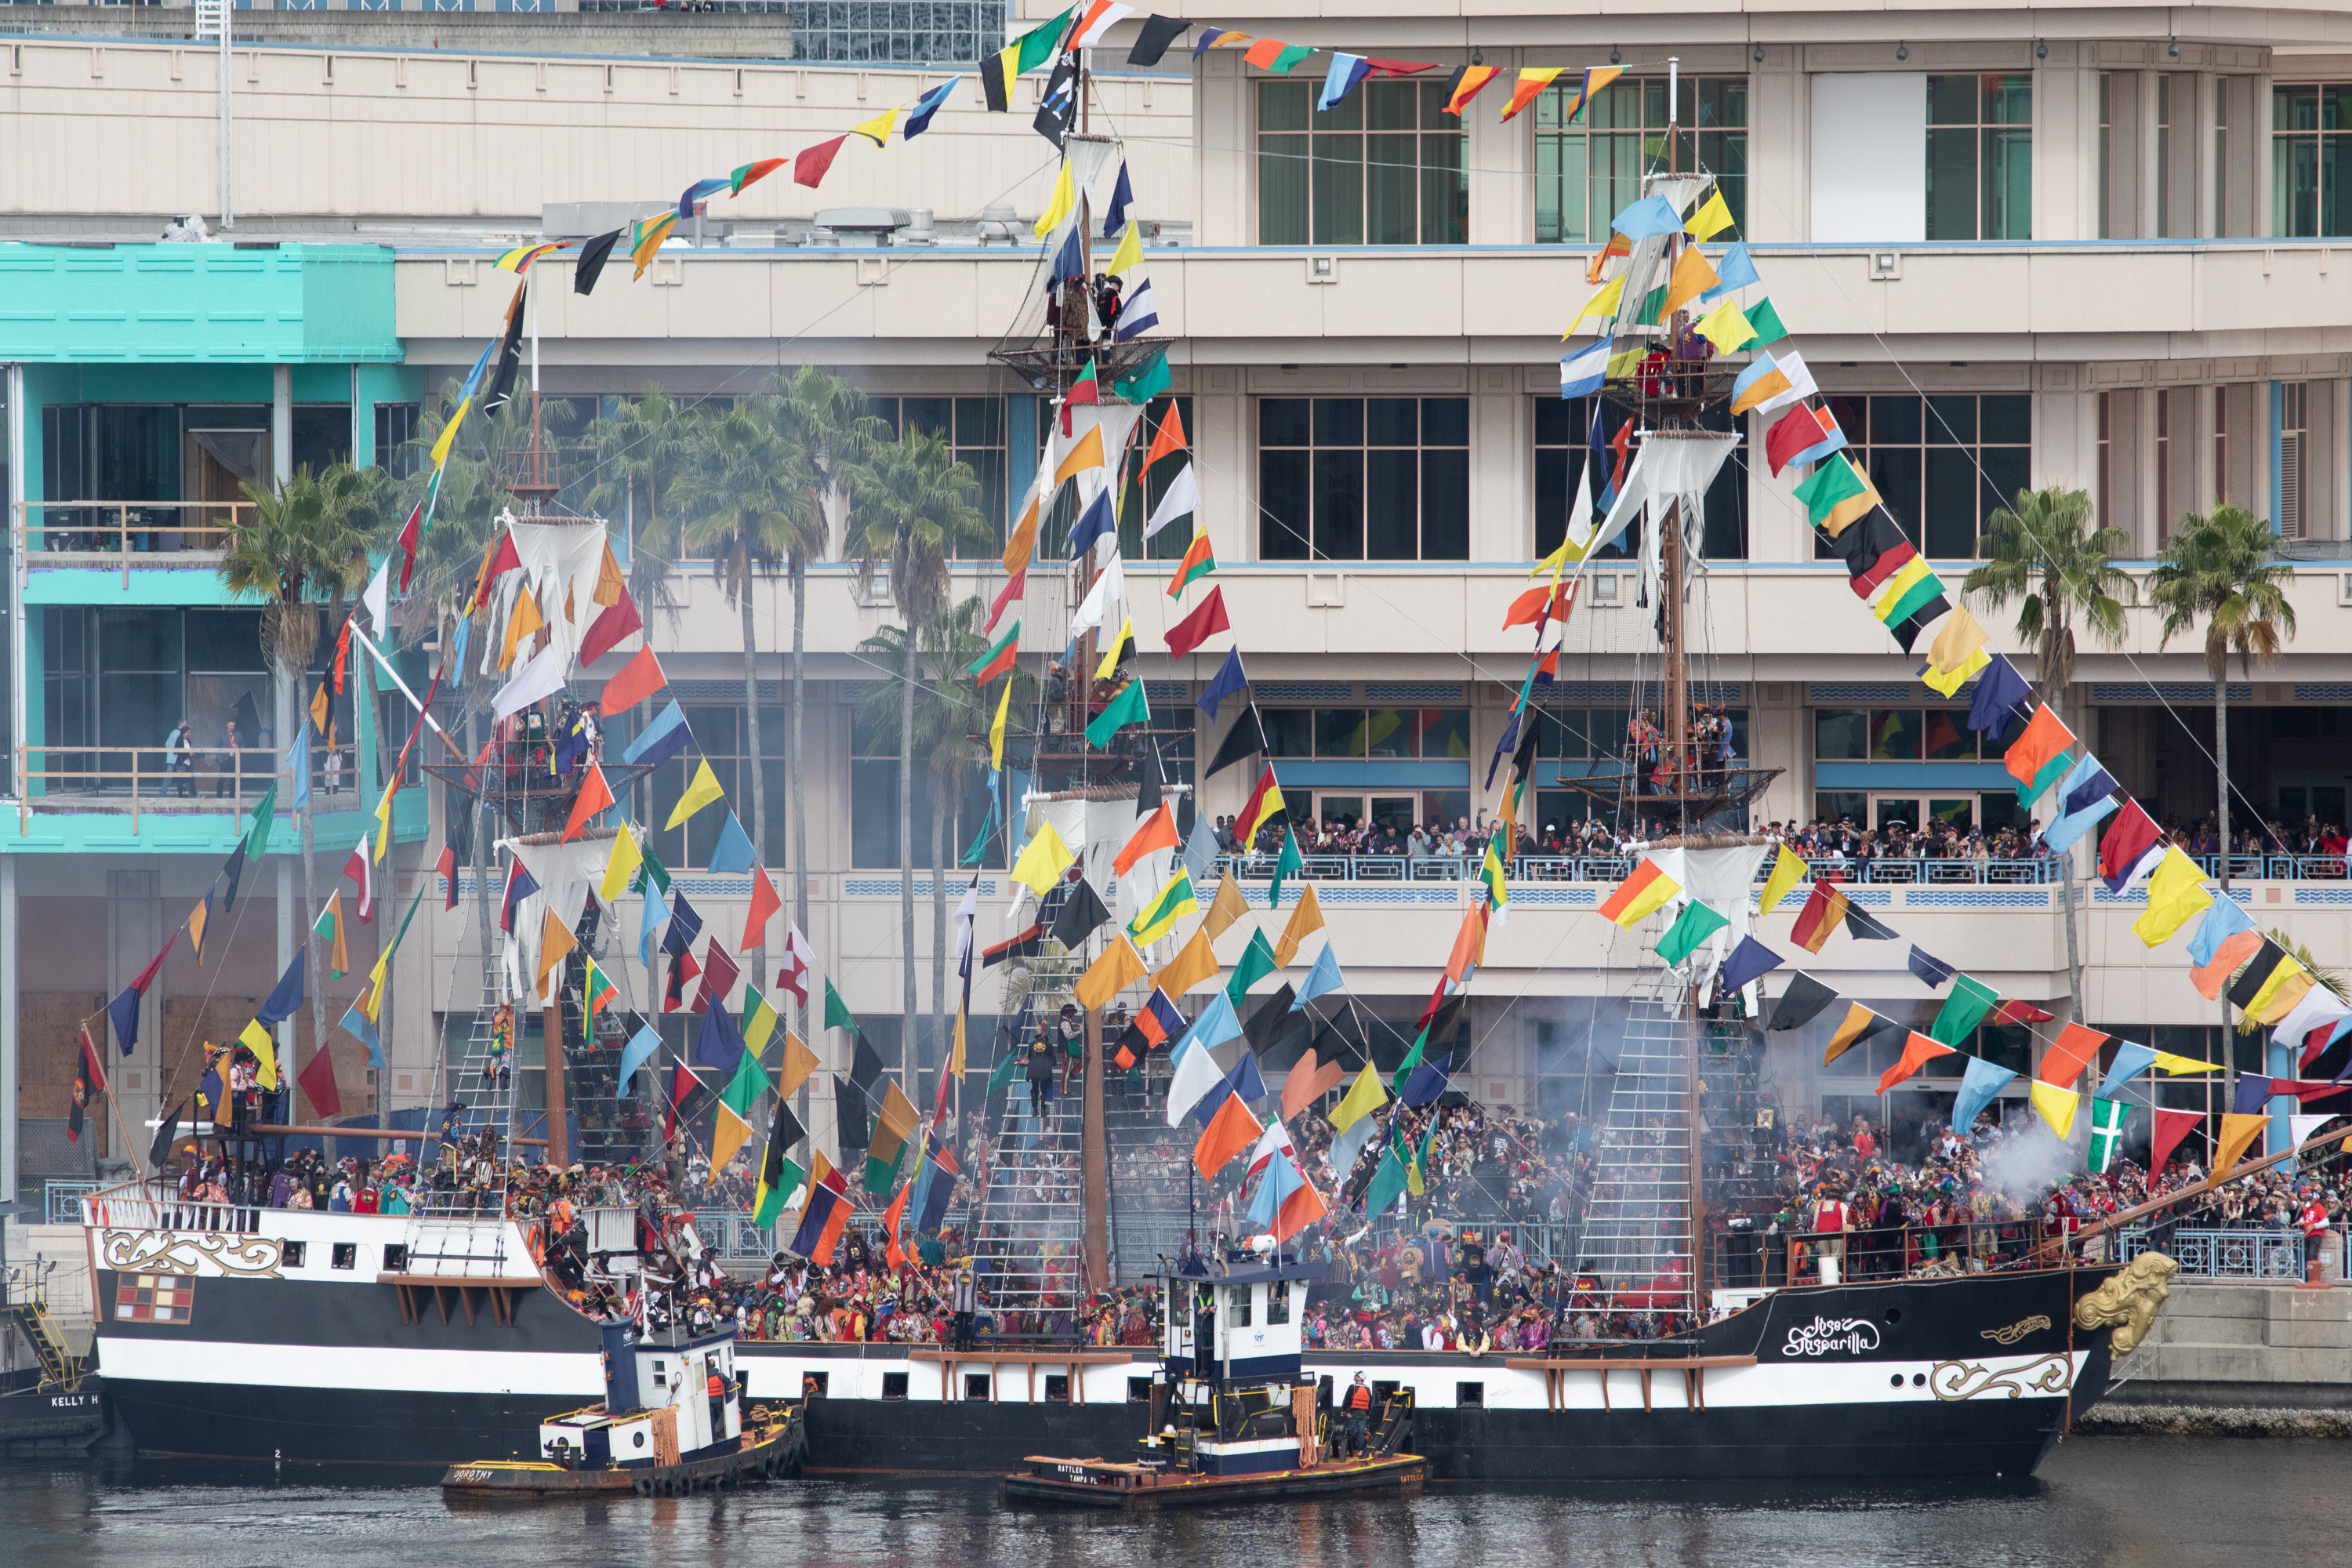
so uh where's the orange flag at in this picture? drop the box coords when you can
[1145,403,1189,469]
[563,761,615,842]
[742,865,783,951]
[881,1177,912,1270]
[600,644,666,716]
[1194,1089,1262,1180]
[1113,803,1180,876]
[1878,1032,1955,1094]
[2037,1023,2107,1087]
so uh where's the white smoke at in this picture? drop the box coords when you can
[1977,1112,2088,1199]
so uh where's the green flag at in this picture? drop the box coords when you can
[1269,826,1304,912]
[1792,457,1867,529]
[1655,900,1730,967]
[634,845,673,895]
[1112,348,1171,405]
[1225,927,1277,1009]
[1364,1142,1410,1216]
[1084,678,1149,748]
[1929,974,2000,1047]
[1743,296,1789,346]
[989,1045,1022,1094]
[720,1048,768,1118]
[1012,5,1075,72]
[753,1156,803,1230]
[824,977,859,1036]
[2087,1097,2132,1174]
[245,782,278,858]
[1392,1027,1427,1102]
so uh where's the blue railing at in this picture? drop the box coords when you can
[44,1182,99,1225]
[1216,854,2060,886]
[2120,1226,2307,1279]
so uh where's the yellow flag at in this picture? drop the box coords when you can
[309,682,329,735]
[1329,1060,1387,1131]
[372,775,397,862]
[1152,923,1218,995]
[1685,187,1735,241]
[710,1101,756,1172]
[1272,884,1325,967]
[666,758,724,829]
[239,1018,280,1091]
[1759,844,1809,916]
[499,589,546,672]
[1660,245,1721,321]
[359,948,390,1022]
[1034,158,1076,238]
[599,824,644,903]
[1203,871,1249,940]
[1095,617,1131,682]
[430,397,470,468]
[1564,273,1625,336]
[1107,221,1144,276]
[1010,822,1076,895]
[2130,846,2214,947]
[1922,645,1992,699]
[989,678,1013,772]
[537,905,579,999]
[1693,297,1755,354]
[1074,935,1146,1011]
[2152,1050,2222,1075]
[851,103,901,146]
[1053,425,1105,486]
[2212,1112,2269,1178]
[1927,604,1991,673]
[777,1030,821,1100]
[2028,1080,2079,1140]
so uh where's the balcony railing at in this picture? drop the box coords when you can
[1212,853,2063,886]
[2120,1225,2310,1280]
[14,499,249,572]
[13,745,350,829]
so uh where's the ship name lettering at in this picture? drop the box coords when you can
[1780,1316,1881,1357]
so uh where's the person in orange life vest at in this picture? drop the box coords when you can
[706,1358,727,1439]
[1342,1371,1374,1458]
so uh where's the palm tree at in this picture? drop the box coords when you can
[770,367,888,1044]
[219,463,379,1081]
[667,400,818,866]
[2147,504,2297,891]
[585,387,696,623]
[1962,485,2136,1027]
[847,431,993,1095]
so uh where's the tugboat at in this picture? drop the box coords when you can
[1000,1259,1426,1509]
[442,1319,806,1498]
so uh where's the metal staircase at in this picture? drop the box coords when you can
[1574,973,1699,1313]
[3,1283,84,1393]
[402,896,527,1279]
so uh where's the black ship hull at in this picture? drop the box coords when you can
[93,1247,2134,1480]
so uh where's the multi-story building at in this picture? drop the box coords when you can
[3,1,2348,1209]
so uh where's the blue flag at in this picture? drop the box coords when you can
[1192,1050,1268,1127]
[1291,942,1345,1007]
[639,877,671,967]
[1716,936,1782,996]
[905,77,958,139]
[1401,1051,1452,1108]
[709,811,757,874]
[1196,648,1248,720]
[695,997,746,1073]
[1907,945,1955,988]
[1170,992,1241,1065]
[1067,485,1115,558]
[255,953,306,1027]
[2042,754,2121,852]
[1100,162,1134,238]
[1699,241,1760,302]
[2095,1040,2158,1099]
[1966,655,2033,735]
[1609,194,1681,238]
[617,1023,661,1094]
[662,891,704,958]
[625,699,691,767]
[289,726,310,811]
[338,1000,383,1072]
[1319,52,1372,111]
[1950,1055,2016,1133]
[2185,893,2258,968]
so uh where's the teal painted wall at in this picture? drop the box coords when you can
[0,244,400,365]
[0,786,428,857]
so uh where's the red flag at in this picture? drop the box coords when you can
[794,135,848,188]
[1164,585,1231,658]
[666,949,701,1012]
[2098,800,2165,891]
[742,866,783,952]
[987,569,1025,633]
[298,1041,343,1119]
[470,532,522,612]
[580,584,643,666]
[1503,582,1574,630]
[1144,403,1188,469]
[438,843,459,910]
[1990,999,2056,1025]
[599,644,665,716]
[1236,764,1284,841]
[695,942,742,1016]
[2148,1106,2203,1176]
[344,838,376,923]
[333,618,350,695]
[563,761,615,842]
[395,502,422,592]
[665,1063,694,1140]
[1788,880,1846,953]
[1766,404,1836,477]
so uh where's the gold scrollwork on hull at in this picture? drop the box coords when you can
[1929,1354,2074,1401]
[102,1230,284,1279]
[1979,1315,2052,1346]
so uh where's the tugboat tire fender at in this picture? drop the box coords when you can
[633,1476,655,1497]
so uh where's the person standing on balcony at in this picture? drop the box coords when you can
[166,718,196,798]
[216,717,241,797]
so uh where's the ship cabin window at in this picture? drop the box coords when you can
[652,1359,667,1388]
[383,1245,407,1272]
[1268,1281,1291,1326]
[882,1372,909,1400]
[1457,1381,1486,1407]
[1044,1374,1071,1403]
[330,1243,358,1271]
[1372,1380,1400,1408]
[1229,1286,1254,1327]
[1128,1377,1155,1403]
[964,1374,992,1401]
[802,1372,829,1398]
[279,1241,305,1269]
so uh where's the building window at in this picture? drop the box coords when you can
[1813,707,1988,762]
[848,698,1002,870]
[1536,74,1746,243]
[373,403,423,479]
[2278,383,2307,540]
[2097,74,2111,239]
[1536,396,1747,560]
[2156,74,2172,238]
[2214,81,2230,234]
[1263,706,1471,760]
[1259,397,1468,561]
[2271,85,2352,237]
[1926,74,2032,241]
[1816,394,2031,559]
[2155,388,2172,542]
[1258,79,1466,245]
[622,702,789,869]
[2213,388,2228,506]
[870,395,1008,549]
